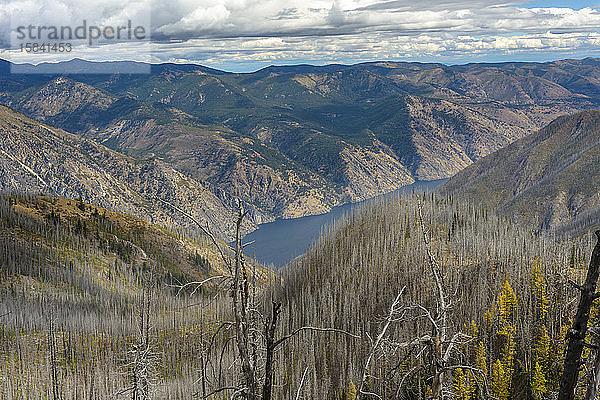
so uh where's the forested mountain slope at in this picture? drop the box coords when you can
[1,187,598,399]
[0,193,267,398]
[0,105,243,239]
[439,109,600,235]
[271,194,595,399]
[2,58,600,228]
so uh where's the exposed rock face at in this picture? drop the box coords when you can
[84,119,342,223]
[2,58,600,234]
[340,142,414,200]
[440,110,600,234]
[403,95,529,180]
[19,77,114,117]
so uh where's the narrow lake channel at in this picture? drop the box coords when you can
[242,179,448,268]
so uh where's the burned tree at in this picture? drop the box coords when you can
[558,230,600,400]
[163,199,358,400]
[356,287,406,400]
[393,203,489,400]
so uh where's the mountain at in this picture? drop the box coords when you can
[0,105,242,239]
[274,193,590,399]
[2,58,600,229]
[0,193,232,280]
[439,109,600,234]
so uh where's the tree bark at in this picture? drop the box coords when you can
[232,206,258,399]
[419,204,447,400]
[261,302,281,400]
[432,336,443,400]
[558,230,600,400]
[585,332,600,400]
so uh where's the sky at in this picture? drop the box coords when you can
[1,0,600,72]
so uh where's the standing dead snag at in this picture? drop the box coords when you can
[231,203,260,400]
[48,316,60,400]
[357,287,406,400]
[162,199,358,400]
[585,326,600,400]
[113,273,157,400]
[419,204,448,400]
[398,203,490,400]
[262,301,281,400]
[558,230,600,400]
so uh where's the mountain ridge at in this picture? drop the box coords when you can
[3,57,600,233]
[439,109,600,234]
[0,105,245,239]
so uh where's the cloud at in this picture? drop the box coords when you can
[157,4,231,35]
[145,1,600,38]
[2,0,600,69]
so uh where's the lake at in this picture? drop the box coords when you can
[242,179,448,268]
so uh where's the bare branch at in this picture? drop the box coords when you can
[295,367,309,400]
[568,279,585,292]
[443,333,473,363]
[158,198,231,269]
[358,287,406,400]
[194,386,247,399]
[167,274,233,296]
[418,203,448,342]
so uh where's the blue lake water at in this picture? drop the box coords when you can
[242,179,448,268]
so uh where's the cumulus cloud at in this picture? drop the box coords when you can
[2,0,600,70]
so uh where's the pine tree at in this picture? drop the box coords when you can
[497,281,517,325]
[531,361,547,400]
[467,320,479,362]
[453,368,468,400]
[492,281,518,400]
[531,325,551,399]
[492,360,510,400]
[345,381,357,400]
[530,258,549,322]
[475,341,487,376]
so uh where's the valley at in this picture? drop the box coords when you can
[1,57,600,400]
[242,179,446,267]
[440,109,600,235]
[2,58,600,238]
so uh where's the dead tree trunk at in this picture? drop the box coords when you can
[49,317,60,400]
[357,288,406,400]
[432,335,443,400]
[585,328,600,400]
[232,204,259,400]
[419,203,448,400]
[164,199,358,400]
[262,301,281,400]
[558,230,600,400]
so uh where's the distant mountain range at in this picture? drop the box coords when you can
[2,57,600,236]
[440,109,600,235]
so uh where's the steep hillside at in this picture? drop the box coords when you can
[4,191,594,399]
[2,58,600,227]
[439,109,600,234]
[0,193,269,398]
[0,105,243,239]
[2,194,232,277]
[271,194,593,399]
